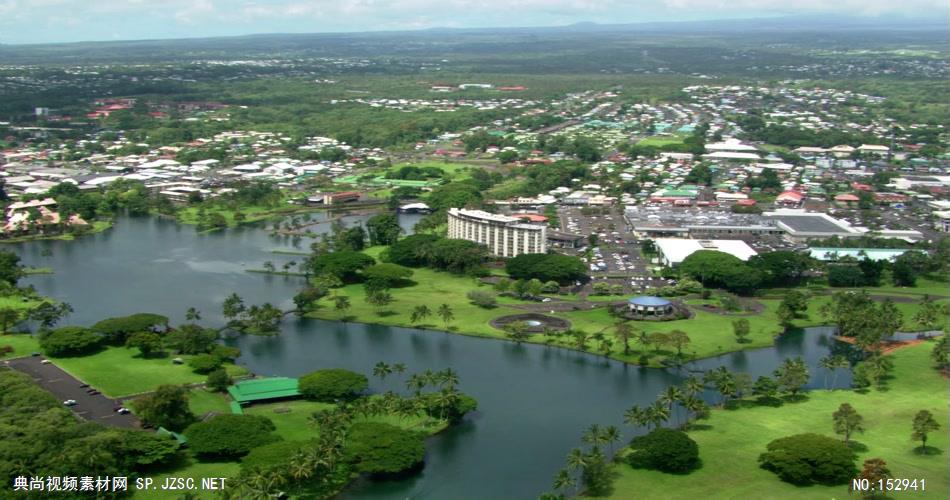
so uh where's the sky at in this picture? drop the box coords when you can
[0,0,946,44]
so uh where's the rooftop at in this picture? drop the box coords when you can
[227,377,300,404]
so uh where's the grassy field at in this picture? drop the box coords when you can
[308,249,945,366]
[0,333,39,359]
[138,395,449,499]
[607,342,949,499]
[51,346,248,398]
[636,135,686,148]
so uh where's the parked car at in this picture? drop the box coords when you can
[116,407,130,415]
[63,400,77,406]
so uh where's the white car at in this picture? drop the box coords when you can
[63,400,77,406]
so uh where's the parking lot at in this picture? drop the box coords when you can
[559,206,651,276]
[5,356,140,428]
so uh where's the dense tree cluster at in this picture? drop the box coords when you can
[185,414,281,459]
[504,253,587,284]
[299,368,369,402]
[0,370,181,488]
[679,250,761,295]
[344,422,426,475]
[758,433,857,485]
[627,428,700,473]
[385,234,487,275]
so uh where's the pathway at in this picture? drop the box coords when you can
[5,356,140,429]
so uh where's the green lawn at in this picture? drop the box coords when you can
[636,135,686,148]
[607,342,949,499]
[245,400,335,441]
[0,333,39,359]
[188,388,234,417]
[309,249,945,367]
[135,459,241,500]
[51,346,248,398]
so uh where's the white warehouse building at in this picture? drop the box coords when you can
[654,238,757,267]
[447,208,547,257]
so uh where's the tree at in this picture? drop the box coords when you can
[780,290,809,318]
[891,258,917,287]
[126,331,163,357]
[310,251,375,282]
[366,213,402,246]
[758,433,857,485]
[362,263,414,289]
[39,326,102,357]
[748,251,814,287]
[913,295,944,331]
[298,368,369,402]
[188,354,223,374]
[666,330,691,358]
[645,401,670,429]
[164,323,219,355]
[185,307,201,323]
[372,362,392,381]
[614,321,634,356]
[505,253,587,284]
[222,293,246,322]
[854,458,891,497]
[91,312,167,344]
[774,357,809,397]
[344,422,426,474]
[679,250,761,295]
[206,368,232,393]
[293,286,327,314]
[911,410,940,450]
[466,290,497,308]
[184,414,280,458]
[410,305,432,325]
[732,318,750,343]
[504,321,530,343]
[334,295,351,319]
[623,405,648,429]
[262,261,276,273]
[27,301,74,330]
[932,335,950,370]
[0,307,21,332]
[0,249,23,285]
[552,469,575,496]
[579,449,612,496]
[132,384,195,431]
[366,289,393,311]
[752,375,780,402]
[386,233,441,267]
[437,304,454,328]
[628,428,700,473]
[832,403,865,444]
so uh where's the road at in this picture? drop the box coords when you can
[5,356,140,428]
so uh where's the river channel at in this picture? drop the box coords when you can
[12,215,850,500]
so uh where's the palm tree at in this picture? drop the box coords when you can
[288,451,313,481]
[405,374,427,395]
[566,447,587,471]
[680,394,708,428]
[603,425,621,456]
[439,367,460,389]
[185,307,201,323]
[582,424,603,447]
[646,401,670,429]
[552,468,576,495]
[373,361,392,381]
[682,375,704,396]
[659,386,684,425]
[437,303,454,328]
[818,355,835,389]
[333,295,351,320]
[830,354,850,390]
[410,304,432,325]
[393,362,408,375]
[623,405,647,429]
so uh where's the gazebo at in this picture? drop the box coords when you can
[627,296,674,316]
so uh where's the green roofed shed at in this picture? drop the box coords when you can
[227,377,300,404]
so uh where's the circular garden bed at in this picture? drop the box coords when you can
[490,313,571,334]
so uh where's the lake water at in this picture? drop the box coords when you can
[12,216,849,500]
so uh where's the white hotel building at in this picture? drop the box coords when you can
[447,208,547,257]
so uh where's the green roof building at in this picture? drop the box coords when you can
[227,377,300,404]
